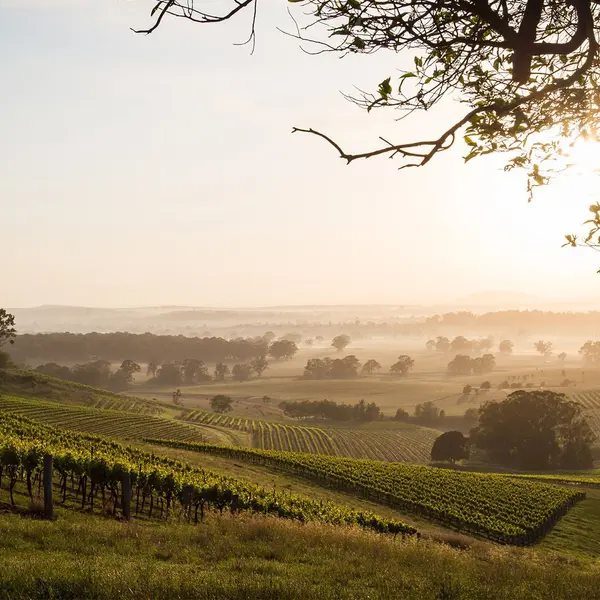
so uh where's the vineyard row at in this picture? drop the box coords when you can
[146,439,585,546]
[0,412,416,537]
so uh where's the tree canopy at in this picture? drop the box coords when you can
[135,0,600,245]
[471,390,596,469]
[431,431,470,464]
[210,394,233,414]
[0,310,16,348]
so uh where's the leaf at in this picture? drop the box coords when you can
[378,77,392,99]
[464,136,476,147]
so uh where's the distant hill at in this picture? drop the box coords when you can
[450,291,546,309]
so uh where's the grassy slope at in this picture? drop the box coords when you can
[0,368,170,414]
[0,508,598,600]
[539,488,600,557]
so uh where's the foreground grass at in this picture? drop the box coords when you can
[0,509,597,600]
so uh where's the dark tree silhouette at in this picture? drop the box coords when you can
[431,431,470,464]
[0,309,16,347]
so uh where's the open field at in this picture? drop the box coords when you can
[134,348,600,420]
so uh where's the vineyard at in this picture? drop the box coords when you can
[147,439,585,546]
[181,410,438,463]
[0,396,207,443]
[571,390,600,436]
[0,412,415,537]
[0,369,165,416]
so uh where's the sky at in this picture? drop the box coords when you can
[2,0,600,308]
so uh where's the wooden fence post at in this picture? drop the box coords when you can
[43,454,53,520]
[182,485,193,521]
[122,472,132,521]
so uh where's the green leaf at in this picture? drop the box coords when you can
[378,77,392,98]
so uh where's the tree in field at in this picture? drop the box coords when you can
[330,355,361,378]
[579,340,600,364]
[210,394,233,414]
[431,431,470,464]
[172,388,183,405]
[72,360,112,387]
[303,358,331,379]
[156,363,183,386]
[181,359,210,384]
[476,338,495,354]
[425,340,436,352]
[111,359,141,388]
[498,340,514,355]
[534,340,553,357]
[0,310,16,348]
[462,384,473,395]
[304,338,315,347]
[481,381,492,391]
[146,361,158,379]
[435,337,451,353]
[331,334,351,353]
[361,359,382,375]
[263,331,276,344]
[214,362,230,381]
[414,401,442,425]
[393,407,410,422]
[473,354,496,375]
[471,390,596,469]
[450,336,474,354]
[315,336,324,343]
[390,355,415,377]
[132,0,600,247]
[232,363,253,382]
[250,356,269,377]
[268,340,298,361]
[558,352,568,362]
[447,355,473,376]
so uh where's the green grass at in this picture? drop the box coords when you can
[540,488,600,557]
[0,508,598,599]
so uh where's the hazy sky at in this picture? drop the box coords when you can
[2,0,600,308]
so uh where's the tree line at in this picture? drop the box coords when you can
[9,332,299,365]
[303,355,415,379]
[279,399,383,423]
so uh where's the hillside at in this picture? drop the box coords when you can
[0,369,439,462]
[0,368,167,415]
[1,509,598,600]
[0,411,600,599]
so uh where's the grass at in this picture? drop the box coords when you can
[539,488,600,558]
[0,508,598,599]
